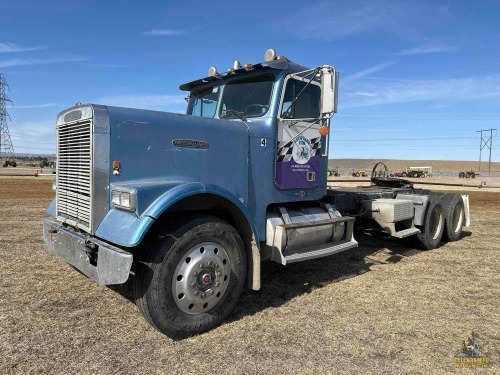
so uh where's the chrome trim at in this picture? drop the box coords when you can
[43,218,132,285]
[91,105,110,232]
[55,104,110,234]
[56,116,93,232]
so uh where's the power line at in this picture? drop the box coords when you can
[340,113,500,118]
[329,136,477,142]
[0,73,15,158]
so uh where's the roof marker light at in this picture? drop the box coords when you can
[264,48,277,62]
[208,66,218,77]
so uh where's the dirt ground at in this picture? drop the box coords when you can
[1,178,499,374]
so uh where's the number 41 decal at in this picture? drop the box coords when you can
[260,138,267,147]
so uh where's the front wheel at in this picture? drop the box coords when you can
[133,215,247,339]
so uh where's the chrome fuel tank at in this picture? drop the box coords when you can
[265,206,345,253]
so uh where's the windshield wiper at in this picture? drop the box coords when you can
[223,110,248,123]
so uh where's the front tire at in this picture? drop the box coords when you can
[133,215,246,339]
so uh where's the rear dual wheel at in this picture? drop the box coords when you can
[413,198,445,250]
[133,215,246,339]
[406,193,465,249]
[441,194,465,242]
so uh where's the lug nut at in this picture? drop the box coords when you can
[217,271,222,277]
[214,264,219,269]
[201,293,206,299]
[215,282,220,287]
[209,290,214,295]
[192,271,198,277]
[191,282,196,287]
[199,263,204,268]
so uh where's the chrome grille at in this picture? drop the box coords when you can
[56,119,93,232]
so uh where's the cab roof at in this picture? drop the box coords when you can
[179,58,310,91]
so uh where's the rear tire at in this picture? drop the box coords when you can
[459,172,465,178]
[441,194,465,242]
[412,199,445,250]
[133,215,246,339]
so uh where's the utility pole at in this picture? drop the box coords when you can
[0,73,15,159]
[476,128,496,176]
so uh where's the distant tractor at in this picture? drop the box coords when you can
[459,170,478,179]
[352,169,367,177]
[328,167,340,177]
[40,158,50,168]
[2,160,17,167]
[406,166,432,178]
[39,158,56,171]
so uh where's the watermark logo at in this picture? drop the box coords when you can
[454,331,491,368]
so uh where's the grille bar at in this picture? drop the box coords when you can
[56,118,93,232]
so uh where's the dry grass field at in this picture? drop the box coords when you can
[1,177,499,374]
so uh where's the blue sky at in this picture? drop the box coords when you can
[1,0,499,161]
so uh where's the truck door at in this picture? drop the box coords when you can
[275,76,324,190]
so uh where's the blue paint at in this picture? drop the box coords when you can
[95,208,155,247]
[48,58,331,249]
[47,198,56,216]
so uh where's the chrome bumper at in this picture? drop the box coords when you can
[43,218,133,285]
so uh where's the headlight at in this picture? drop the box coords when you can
[111,188,136,211]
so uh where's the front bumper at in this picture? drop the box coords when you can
[43,218,133,285]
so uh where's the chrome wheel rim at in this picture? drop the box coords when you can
[452,203,464,233]
[172,242,231,315]
[431,207,444,240]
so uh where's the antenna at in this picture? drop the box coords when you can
[0,73,15,158]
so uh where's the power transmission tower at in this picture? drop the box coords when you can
[477,128,496,176]
[0,73,15,159]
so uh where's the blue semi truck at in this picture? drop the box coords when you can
[43,49,470,338]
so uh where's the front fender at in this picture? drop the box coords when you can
[95,181,258,247]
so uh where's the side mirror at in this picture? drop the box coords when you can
[320,66,339,114]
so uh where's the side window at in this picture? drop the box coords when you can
[188,86,219,118]
[281,79,320,119]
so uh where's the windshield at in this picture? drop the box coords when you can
[220,74,274,119]
[187,85,219,118]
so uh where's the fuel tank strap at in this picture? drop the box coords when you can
[278,216,354,230]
